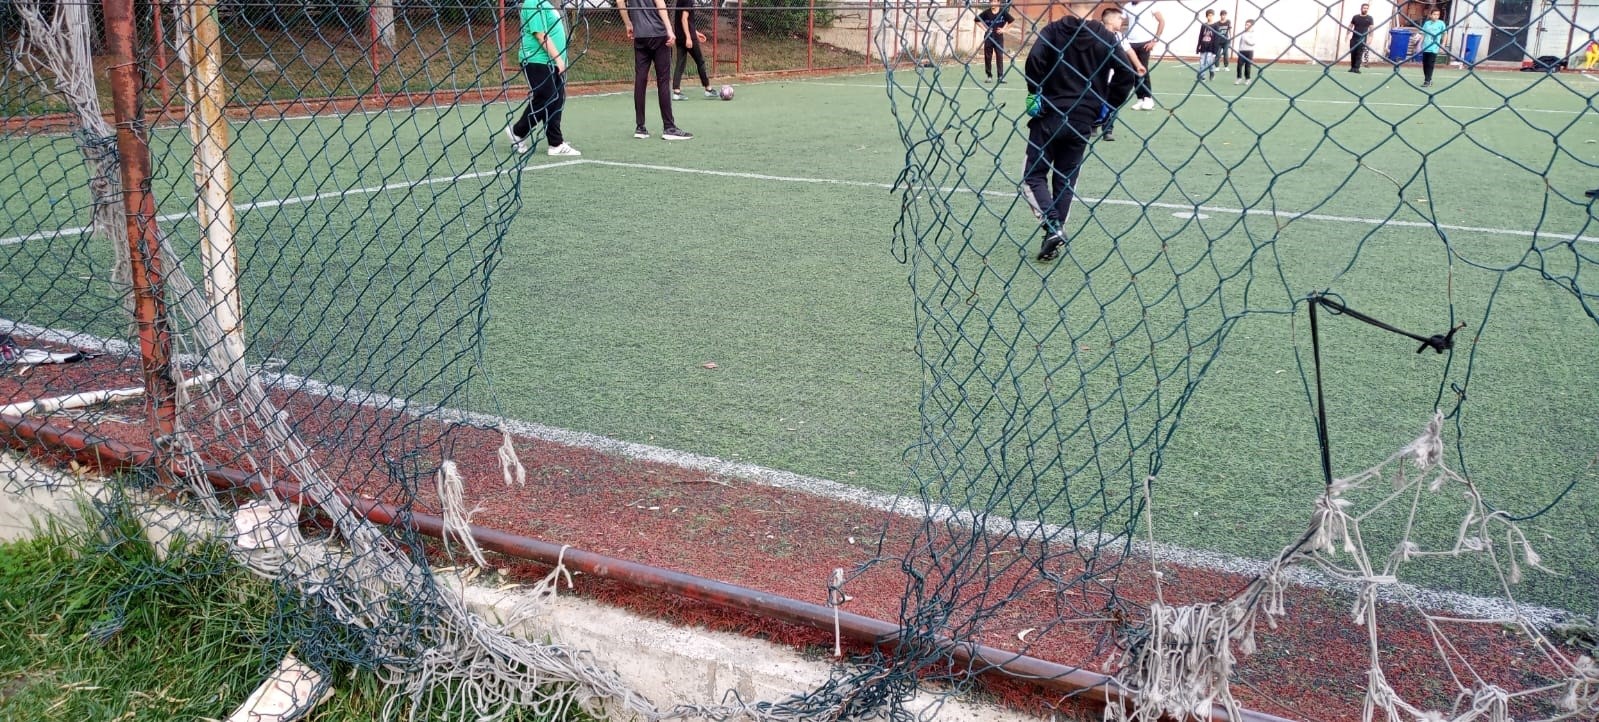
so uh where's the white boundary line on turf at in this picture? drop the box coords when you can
[13,154,1592,247]
[577,159,1599,244]
[0,159,585,247]
[0,315,1579,628]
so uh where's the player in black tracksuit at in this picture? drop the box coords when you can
[1022,10,1138,261]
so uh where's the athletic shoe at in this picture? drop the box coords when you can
[1585,187,1599,199]
[505,126,530,154]
[662,127,694,140]
[1036,232,1067,262]
[1139,97,1155,110]
[547,142,582,156]
[672,90,685,101]
[1101,130,1116,142]
[704,88,718,98]
[1422,81,1433,87]
[1234,78,1243,85]
[634,126,650,139]
[1349,68,1362,74]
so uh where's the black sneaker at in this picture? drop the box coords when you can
[1585,187,1599,199]
[1102,130,1116,142]
[634,126,650,139]
[662,127,694,141]
[1036,232,1067,262]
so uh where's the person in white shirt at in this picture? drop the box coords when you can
[1232,19,1257,84]
[1121,0,1164,110]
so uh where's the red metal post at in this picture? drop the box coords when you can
[152,2,172,114]
[101,0,180,485]
[368,4,381,85]
[500,0,513,76]
[807,0,814,70]
[864,2,872,68]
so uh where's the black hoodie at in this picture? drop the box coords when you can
[1024,16,1137,123]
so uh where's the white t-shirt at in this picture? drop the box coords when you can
[1124,2,1159,44]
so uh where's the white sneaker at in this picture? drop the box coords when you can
[504,126,529,154]
[672,91,685,101]
[1233,79,1242,85]
[1141,97,1156,110]
[546,142,581,156]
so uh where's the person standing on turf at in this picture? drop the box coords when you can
[1022,6,1138,261]
[671,0,713,101]
[1233,18,1257,84]
[974,0,1016,83]
[1095,7,1146,142]
[1418,8,1446,87]
[1196,9,1218,81]
[1122,0,1164,110]
[1214,10,1232,70]
[506,0,579,156]
[1349,3,1374,73]
[618,0,693,140]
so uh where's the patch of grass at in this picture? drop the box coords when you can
[0,499,580,722]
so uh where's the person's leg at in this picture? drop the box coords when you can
[1134,42,1154,100]
[1422,51,1436,83]
[512,63,538,138]
[651,39,685,133]
[1048,124,1089,221]
[1244,51,1254,79]
[983,37,995,77]
[1220,40,1229,68]
[993,35,1007,81]
[634,40,652,131]
[1351,38,1364,70]
[691,44,710,90]
[674,43,688,92]
[545,68,566,147]
[1022,119,1056,226]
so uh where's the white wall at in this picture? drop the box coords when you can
[1134,0,1399,64]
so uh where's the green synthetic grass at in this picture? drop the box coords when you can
[4,61,1597,612]
[0,504,581,722]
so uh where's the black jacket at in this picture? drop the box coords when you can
[1024,16,1138,122]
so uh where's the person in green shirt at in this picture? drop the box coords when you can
[1418,9,1447,88]
[506,0,580,156]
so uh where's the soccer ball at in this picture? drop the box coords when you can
[719,84,735,101]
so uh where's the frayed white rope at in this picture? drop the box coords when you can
[437,460,489,568]
[1114,411,1589,722]
[499,425,527,487]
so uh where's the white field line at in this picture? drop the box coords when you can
[578,159,1599,244]
[0,159,585,247]
[0,315,1580,627]
[807,79,1596,116]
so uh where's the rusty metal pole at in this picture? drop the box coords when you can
[103,0,180,484]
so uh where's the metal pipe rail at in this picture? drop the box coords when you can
[0,413,1296,722]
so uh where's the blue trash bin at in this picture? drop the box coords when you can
[1462,33,1483,64]
[1388,28,1414,62]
